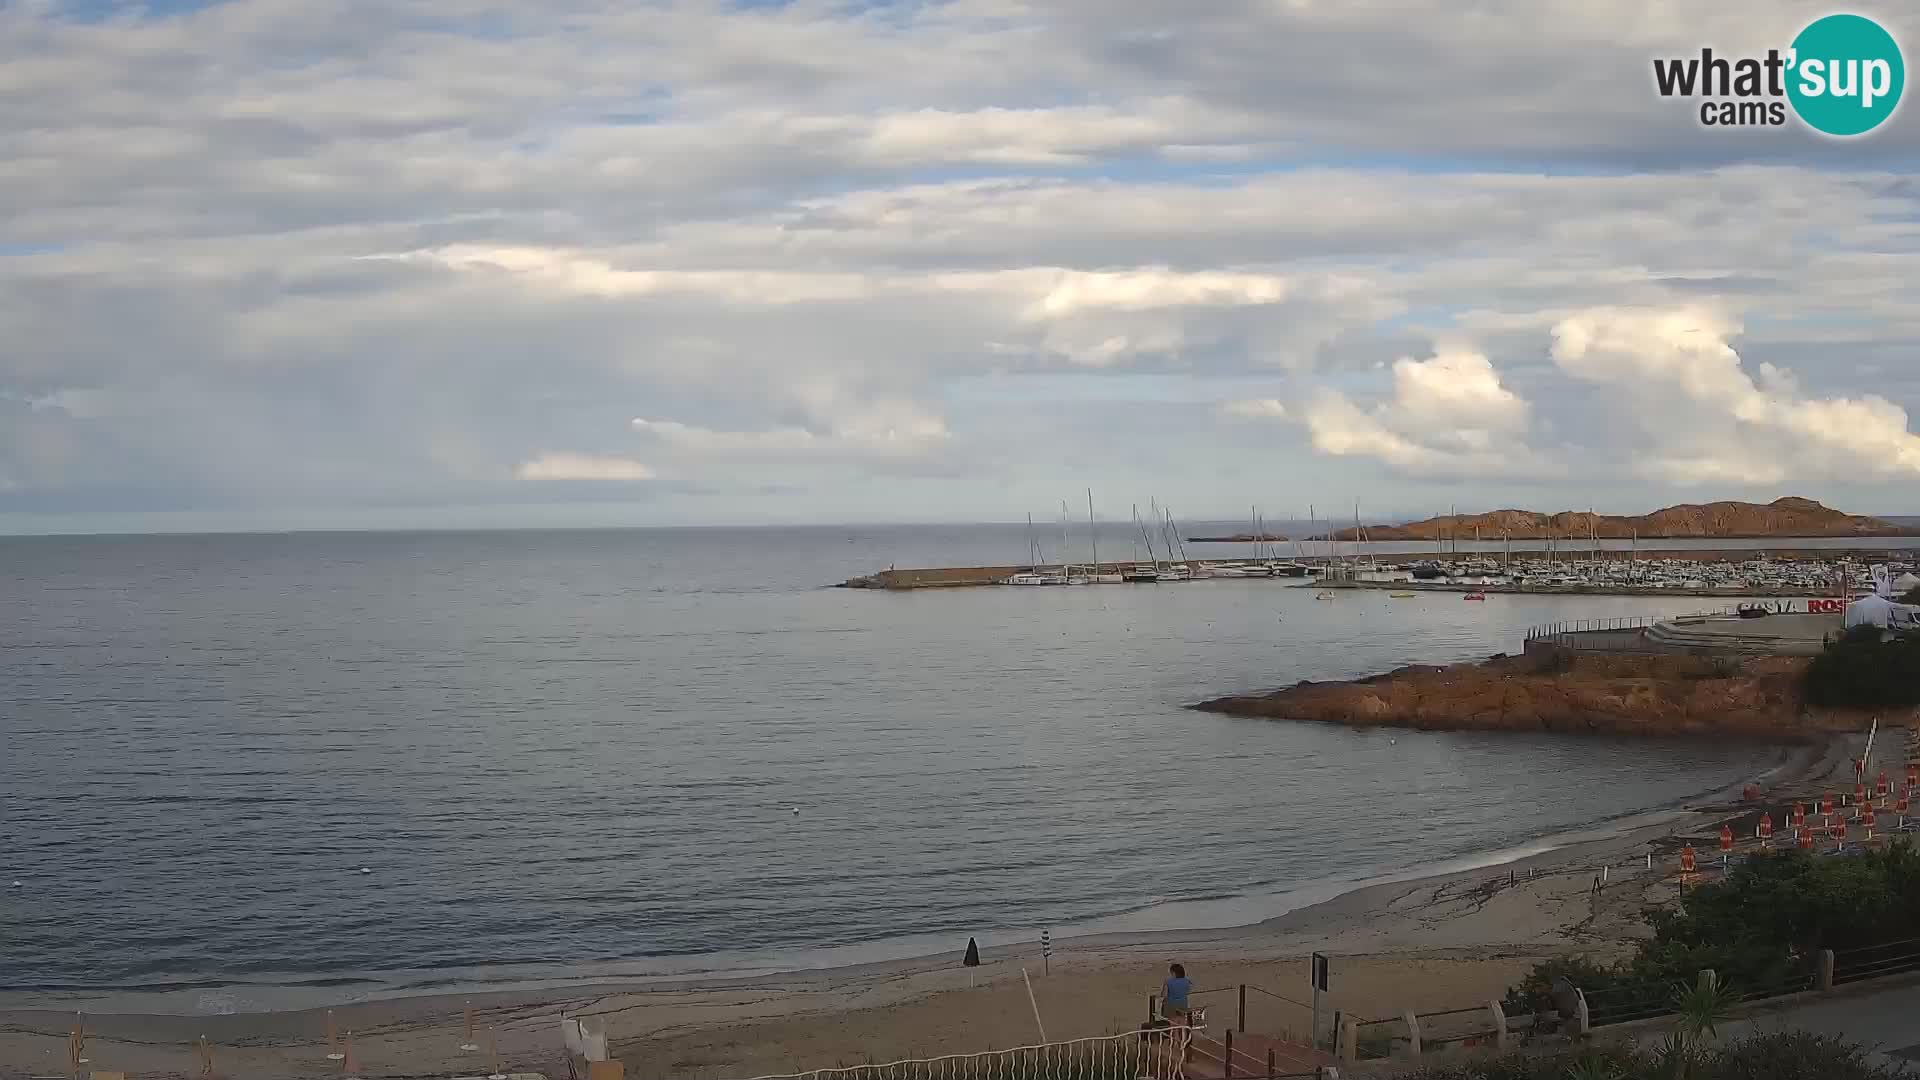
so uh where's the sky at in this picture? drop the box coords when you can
[4,0,1920,534]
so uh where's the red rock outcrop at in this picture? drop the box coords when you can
[1192,653,1873,739]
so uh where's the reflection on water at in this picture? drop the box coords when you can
[2,525,1794,1007]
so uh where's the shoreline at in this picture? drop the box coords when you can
[0,736,1863,1078]
[2,741,1824,1018]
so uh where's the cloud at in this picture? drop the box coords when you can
[515,453,655,481]
[3,0,1920,528]
[1301,347,1551,476]
[633,401,951,464]
[1220,398,1288,420]
[1550,307,1920,483]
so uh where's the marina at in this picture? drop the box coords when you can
[841,551,1920,597]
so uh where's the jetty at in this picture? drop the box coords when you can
[840,562,1199,589]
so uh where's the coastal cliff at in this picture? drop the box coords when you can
[1192,653,1878,739]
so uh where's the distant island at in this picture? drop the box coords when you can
[1312,496,1913,542]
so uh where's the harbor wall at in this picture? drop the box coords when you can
[1523,614,1839,659]
[840,562,1200,589]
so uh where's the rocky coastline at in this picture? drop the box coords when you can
[1192,652,1881,740]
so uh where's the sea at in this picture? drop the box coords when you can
[0,524,1880,1015]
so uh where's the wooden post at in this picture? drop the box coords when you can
[1266,1047,1275,1079]
[1225,1028,1235,1078]
[1488,999,1508,1050]
[1818,950,1836,991]
[1336,1016,1357,1063]
[1699,969,1717,993]
[1238,984,1247,1033]
[1148,995,1157,1024]
[1403,1011,1422,1060]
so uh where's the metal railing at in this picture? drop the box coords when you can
[1523,615,1664,642]
[1189,982,1316,1042]
[733,1025,1207,1080]
[1582,966,1817,1029]
[1834,937,1920,986]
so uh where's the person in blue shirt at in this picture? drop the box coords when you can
[1162,963,1191,1020]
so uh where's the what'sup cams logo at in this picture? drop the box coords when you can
[1653,13,1905,135]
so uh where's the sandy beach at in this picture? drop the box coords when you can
[0,733,1877,1080]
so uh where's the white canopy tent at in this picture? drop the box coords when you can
[1844,593,1920,629]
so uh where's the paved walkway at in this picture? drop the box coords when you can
[1720,972,1920,1064]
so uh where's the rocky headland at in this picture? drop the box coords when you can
[1192,652,1883,739]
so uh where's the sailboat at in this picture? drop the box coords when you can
[1156,502,1196,580]
[1087,490,1123,583]
[1124,504,1160,582]
[1059,501,1092,585]
[1244,507,1275,577]
[1003,513,1067,585]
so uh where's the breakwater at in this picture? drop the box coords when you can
[839,561,1222,589]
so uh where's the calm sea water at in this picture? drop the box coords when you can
[0,526,1804,1013]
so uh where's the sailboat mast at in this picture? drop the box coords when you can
[1060,501,1070,574]
[1088,489,1099,575]
[1137,504,1159,566]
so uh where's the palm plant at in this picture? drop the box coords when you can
[1563,1054,1623,1080]
[1648,975,1736,1080]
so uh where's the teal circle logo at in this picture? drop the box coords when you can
[1787,14,1905,136]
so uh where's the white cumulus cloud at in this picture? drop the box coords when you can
[1550,307,1920,483]
[1301,347,1551,476]
[515,453,656,481]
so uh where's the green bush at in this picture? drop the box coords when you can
[1501,955,1625,1017]
[1506,844,1920,1024]
[1803,624,1920,708]
[1395,1032,1909,1080]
